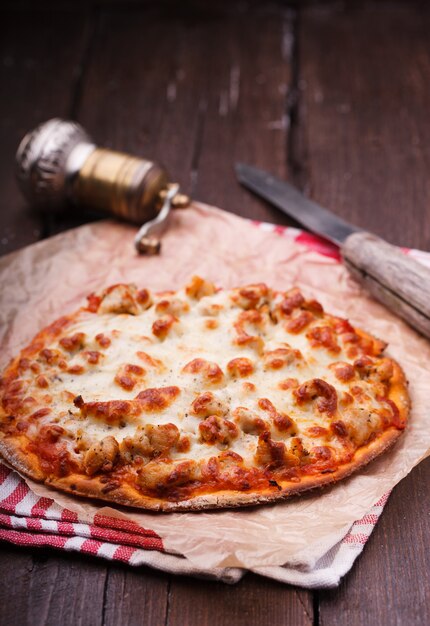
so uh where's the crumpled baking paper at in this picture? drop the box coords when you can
[1,203,429,570]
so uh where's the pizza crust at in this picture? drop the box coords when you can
[0,437,45,481]
[0,423,404,512]
[0,278,410,511]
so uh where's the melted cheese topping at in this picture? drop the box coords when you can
[0,277,405,502]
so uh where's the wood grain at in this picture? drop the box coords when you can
[299,3,430,625]
[0,546,35,626]
[342,231,430,339]
[0,9,91,254]
[0,546,107,626]
[60,3,296,230]
[191,6,293,221]
[103,564,169,626]
[297,1,430,250]
[167,574,312,626]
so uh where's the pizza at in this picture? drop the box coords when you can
[0,276,409,511]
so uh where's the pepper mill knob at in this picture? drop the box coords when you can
[16,118,93,209]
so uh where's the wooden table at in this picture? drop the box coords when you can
[1,2,429,624]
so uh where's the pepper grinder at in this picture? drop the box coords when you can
[15,118,189,253]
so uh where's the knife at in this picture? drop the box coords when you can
[236,162,430,340]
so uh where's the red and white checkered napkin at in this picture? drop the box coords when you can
[1,224,427,587]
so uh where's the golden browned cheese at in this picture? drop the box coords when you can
[0,276,409,511]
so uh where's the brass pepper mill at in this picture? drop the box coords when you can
[15,118,189,253]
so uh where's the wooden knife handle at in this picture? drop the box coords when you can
[341,231,430,339]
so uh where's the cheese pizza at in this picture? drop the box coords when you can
[0,276,409,510]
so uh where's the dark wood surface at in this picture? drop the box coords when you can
[1,2,429,625]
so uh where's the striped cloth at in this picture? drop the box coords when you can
[0,464,241,582]
[0,223,425,587]
[0,462,391,586]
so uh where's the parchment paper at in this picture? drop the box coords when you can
[1,203,429,570]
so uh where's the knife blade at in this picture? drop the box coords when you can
[235,162,430,340]
[235,162,361,245]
